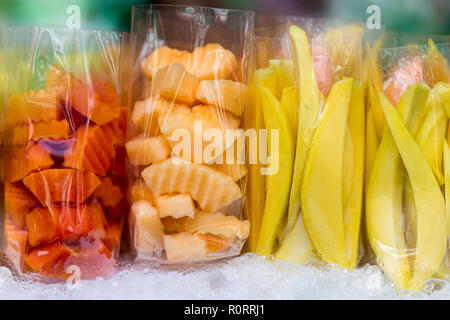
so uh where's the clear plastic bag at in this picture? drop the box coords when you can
[365,38,450,292]
[1,27,130,281]
[128,5,254,263]
[246,18,365,270]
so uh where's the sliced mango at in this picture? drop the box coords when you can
[268,59,295,89]
[301,78,353,266]
[426,39,450,87]
[379,92,447,292]
[280,85,299,143]
[255,86,294,256]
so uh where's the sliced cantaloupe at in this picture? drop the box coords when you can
[141,158,242,212]
[94,177,124,208]
[157,104,240,163]
[185,212,250,240]
[195,80,247,116]
[132,200,164,255]
[141,44,237,80]
[131,98,173,136]
[190,43,237,80]
[155,194,195,219]
[91,76,120,107]
[5,182,39,229]
[6,143,54,182]
[22,169,101,206]
[210,163,247,181]
[26,203,107,246]
[3,218,29,271]
[63,124,115,176]
[163,232,207,262]
[141,46,193,79]
[12,119,70,146]
[129,178,154,204]
[152,63,199,104]
[126,134,171,166]
[25,241,72,279]
[161,216,188,233]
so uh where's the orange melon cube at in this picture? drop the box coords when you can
[94,177,124,208]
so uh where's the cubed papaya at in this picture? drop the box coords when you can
[5,182,39,229]
[94,177,124,208]
[25,240,72,279]
[63,124,115,176]
[27,88,61,122]
[6,142,54,182]
[3,218,29,271]
[92,76,120,107]
[22,169,101,206]
[12,119,70,146]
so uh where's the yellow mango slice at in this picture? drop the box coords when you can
[364,107,380,190]
[286,25,322,233]
[152,63,199,105]
[280,85,299,142]
[445,140,450,238]
[268,59,295,89]
[255,86,294,256]
[343,81,365,269]
[276,214,312,264]
[155,194,195,219]
[367,84,429,290]
[301,78,353,266]
[141,158,242,212]
[243,83,266,252]
[379,92,447,292]
[185,212,250,240]
[254,67,281,99]
[195,80,247,116]
[426,39,450,87]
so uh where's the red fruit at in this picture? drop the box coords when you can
[22,169,101,206]
[92,77,120,107]
[312,40,334,96]
[3,218,29,271]
[25,241,72,279]
[94,177,124,208]
[5,182,39,229]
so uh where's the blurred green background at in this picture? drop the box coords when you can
[0,0,447,34]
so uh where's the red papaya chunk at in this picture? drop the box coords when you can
[92,77,120,107]
[3,218,29,271]
[25,241,72,279]
[5,182,39,229]
[94,177,124,208]
[63,124,116,176]
[26,203,107,246]
[6,142,54,182]
[22,169,101,207]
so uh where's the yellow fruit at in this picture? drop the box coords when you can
[301,78,353,266]
[195,80,247,116]
[141,46,193,79]
[155,194,195,219]
[185,212,250,240]
[379,92,447,292]
[152,63,199,104]
[130,178,154,204]
[131,200,164,255]
[131,98,172,136]
[126,134,172,166]
[141,158,242,212]
[280,85,299,142]
[163,232,207,262]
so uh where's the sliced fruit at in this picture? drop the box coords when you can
[91,76,120,107]
[25,241,72,279]
[12,119,70,146]
[364,106,380,190]
[152,63,199,104]
[6,142,54,182]
[26,203,107,246]
[131,98,173,136]
[426,39,450,87]
[163,232,207,262]
[129,178,154,204]
[276,215,312,263]
[256,86,294,256]
[199,233,233,254]
[5,182,38,229]
[132,200,164,255]
[155,194,195,219]
[311,40,334,95]
[210,163,247,181]
[379,91,447,292]
[141,158,242,212]
[3,218,28,271]
[94,177,124,208]
[195,80,247,116]
[126,134,171,166]
[280,85,299,142]
[286,25,322,233]
[268,59,295,89]
[185,212,250,240]
[63,124,115,176]
[445,140,450,238]
[23,169,101,206]
[141,46,193,78]
[254,67,281,99]
[27,88,61,121]
[343,80,365,268]
[366,84,430,290]
[384,57,423,106]
[161,217,188,233]
[301,78,353,266]
[190,43,237,80]
[368,81,385,139]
